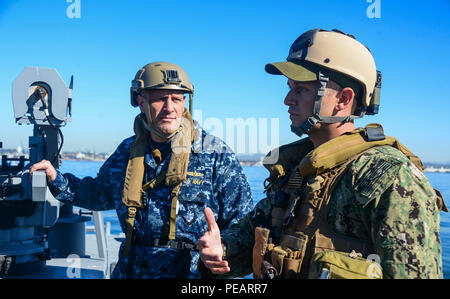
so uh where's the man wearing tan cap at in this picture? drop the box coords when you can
[197,29,446,279]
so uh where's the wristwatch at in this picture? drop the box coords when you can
[222,242,227,259]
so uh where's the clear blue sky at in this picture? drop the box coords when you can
[1,0,449,163]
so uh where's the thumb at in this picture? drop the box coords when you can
[204,207,218,232]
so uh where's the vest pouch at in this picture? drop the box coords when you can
[283,257,301,279]
[270,246,287,275]
[280,232,308,255]
[279,232,309,278]
[253,227,271,279]
[308,250,383,279]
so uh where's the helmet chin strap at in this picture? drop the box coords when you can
[291,70,361,138]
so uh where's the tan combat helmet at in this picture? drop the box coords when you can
[266,29,382,135]
[130,62,194,112]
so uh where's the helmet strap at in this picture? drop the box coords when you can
[291,70,362,137]
[291,71,329,137]
[188,94,193,114]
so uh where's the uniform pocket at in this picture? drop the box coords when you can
[178,195,206,230]
[278,232,309,278]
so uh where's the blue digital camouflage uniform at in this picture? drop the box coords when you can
[218,144,444,279]
[48,121,253,279]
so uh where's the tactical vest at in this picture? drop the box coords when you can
[252,124,447,279]
[121,111,195,257]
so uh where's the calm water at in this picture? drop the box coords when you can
[59,160,450,279]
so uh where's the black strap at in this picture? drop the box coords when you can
[138,238,198,252]
[297,71,329,135]
[365,126,386,141]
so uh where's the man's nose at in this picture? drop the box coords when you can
[163,97,175,111]
[284,91,295,107]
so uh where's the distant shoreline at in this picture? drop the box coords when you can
[60,158,266,167]
[60,159,450,173]
[422,168,450,174]
[2,150,450,172]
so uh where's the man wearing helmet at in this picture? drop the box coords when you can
[198,29,446,279]
[30,62,253,279]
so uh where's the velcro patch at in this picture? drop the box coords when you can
[353,159,402,206]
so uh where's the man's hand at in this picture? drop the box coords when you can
[29,160,57,182]
[197,207,231,275]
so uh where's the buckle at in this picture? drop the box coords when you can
[167,240,184,250]
[365,125,385,142]
[283,195,300,227]
[128,207,137,218]
[300,116,318,133]
[141,237,196,251]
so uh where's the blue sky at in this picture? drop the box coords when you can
[0,0,449,163]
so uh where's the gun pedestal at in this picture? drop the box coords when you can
[0,67,90,278]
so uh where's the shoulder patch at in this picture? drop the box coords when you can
[351,146,405,206]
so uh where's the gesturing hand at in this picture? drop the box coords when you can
[197,207,231,275]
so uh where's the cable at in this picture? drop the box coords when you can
[37,125,48,159]
[54,127,64,165]
[34,86,64,165]
[44,114,64,165]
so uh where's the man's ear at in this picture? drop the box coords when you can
[336,87,355,111]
